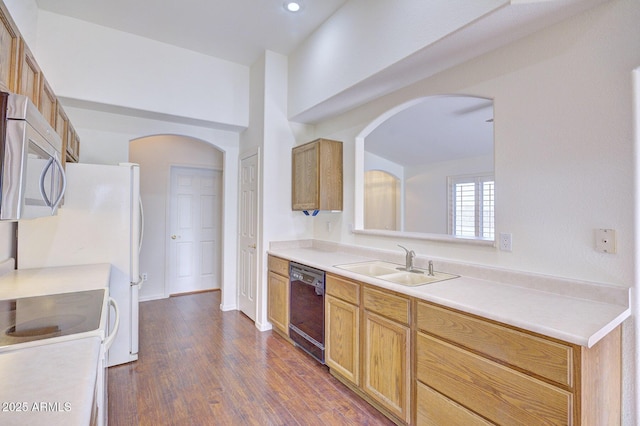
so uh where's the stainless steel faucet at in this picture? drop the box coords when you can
[397,245,415,272]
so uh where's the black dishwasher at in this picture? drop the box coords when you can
[289,262,325,364]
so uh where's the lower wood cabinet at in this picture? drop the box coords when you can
[362,286,411,424]
[325,273,360,385]
[363,310,410,424]
[267,256,289,337]
[326,295,359,384]
[296,268,622,426]
[416,332,571,425]
[415,300,621,426]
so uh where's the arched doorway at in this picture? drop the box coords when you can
[130,134,224,300]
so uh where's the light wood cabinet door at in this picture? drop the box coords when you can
[17,39,40,107]
[267,271,289,335]
[39,76,57,129]
[291,138,342,212]
[0,2,19,92]
[325,294,359,385]
[363,310,410,424]
[55,104,69,166]
[66,121,80,163]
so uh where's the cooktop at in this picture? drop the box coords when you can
[0,289,105,348]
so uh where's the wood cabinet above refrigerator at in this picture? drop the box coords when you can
[292,138,343,214]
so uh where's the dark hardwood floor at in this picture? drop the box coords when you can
[108,291,393,425]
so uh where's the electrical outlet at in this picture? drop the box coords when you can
[499,232,512,252]
[595,229,616,253]
[142,273,148,281]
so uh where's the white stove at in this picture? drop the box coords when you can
[0,289,108,352]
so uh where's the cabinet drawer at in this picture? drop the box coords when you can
[416,302,572,387]
[326,274,360,305]
[416,381,494,426]
[268,255,289,277]
[416,332,571,426]
[363,287,409,325]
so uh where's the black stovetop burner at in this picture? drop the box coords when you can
[0,289,105,347]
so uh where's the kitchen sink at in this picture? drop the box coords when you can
[335,261,399,277]
[334,261,458,286]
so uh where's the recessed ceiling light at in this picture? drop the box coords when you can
[284,1,302,13]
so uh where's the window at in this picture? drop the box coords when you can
[448,174,494,239]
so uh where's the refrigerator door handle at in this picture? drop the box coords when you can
[138,196,144,253]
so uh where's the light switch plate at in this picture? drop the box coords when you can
[595,229,616,254]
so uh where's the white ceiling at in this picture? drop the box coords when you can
[34,0,348,66]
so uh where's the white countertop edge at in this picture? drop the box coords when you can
[585,309,631,348]
[268,245,630,348]
[0,263,111,300]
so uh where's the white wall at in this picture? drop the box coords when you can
[315,0,637,286]
[33,11,249,130]
[240,51,314,330]
[310,1,638,422]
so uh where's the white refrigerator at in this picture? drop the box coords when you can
[17,162,142,367]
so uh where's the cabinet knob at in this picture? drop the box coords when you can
[171,235,177,240]
[249,243,256,249]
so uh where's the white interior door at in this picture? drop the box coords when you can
[238,153,258,320]
[168,166,222,295]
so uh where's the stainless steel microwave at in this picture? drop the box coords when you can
[0,91,66,220]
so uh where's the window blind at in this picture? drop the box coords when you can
[448,174,494,239]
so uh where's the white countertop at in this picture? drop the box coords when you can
[0,336,101,426]
[0,263,111,299]
[0,263,112,426]
[269,244,630,348]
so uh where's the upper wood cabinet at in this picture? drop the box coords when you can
[39,76,57,129]
[0,2,19,92]
[66,121,80,163]
[17,39,40,107]
[292,138,343,212]
[0,0,81,164]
